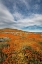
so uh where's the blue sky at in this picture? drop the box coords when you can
[0,0,42,32]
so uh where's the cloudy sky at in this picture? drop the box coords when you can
[0,0,42,32]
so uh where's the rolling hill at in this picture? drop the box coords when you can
[0,28,42,64]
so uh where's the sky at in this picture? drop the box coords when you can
[0,0,42,32]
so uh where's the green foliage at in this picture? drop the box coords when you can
[0,43,10,48]
[38,42,42,45]
[22,45,32,51]
[0,37,10,42]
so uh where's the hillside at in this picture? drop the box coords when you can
[0,28,42,64]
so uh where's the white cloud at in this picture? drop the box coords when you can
[13,12,24,20]
[15,14,42,28]
[0,1,42,32]
[20,0,30,10]
[37,0,40,3]
[33,4,40,10]
[0,2,14,23]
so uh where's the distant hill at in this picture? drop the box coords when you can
[0,28,42,34]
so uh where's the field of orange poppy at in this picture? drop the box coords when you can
[0,28,42,64]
